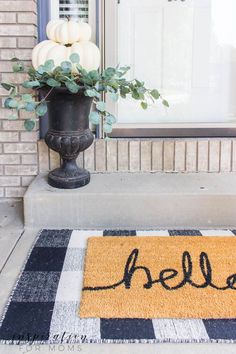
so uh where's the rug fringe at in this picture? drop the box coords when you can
[0,337,236,345]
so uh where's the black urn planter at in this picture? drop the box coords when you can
[43,87,94,189]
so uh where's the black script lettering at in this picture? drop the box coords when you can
[82,248,236,292]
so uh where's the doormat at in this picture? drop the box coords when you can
[1,229,236,345]
[80,236,236,319]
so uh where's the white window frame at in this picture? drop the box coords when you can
[50,0,59,20]
[103,0,236,138]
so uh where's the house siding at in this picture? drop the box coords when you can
[0,0,38,198]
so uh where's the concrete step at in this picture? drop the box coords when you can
[24,172,236,229]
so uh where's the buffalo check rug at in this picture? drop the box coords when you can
[1,229,236,345]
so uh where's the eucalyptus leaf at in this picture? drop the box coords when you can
[70,53,80,64]
[87,70,100,82]
[37,65,46,75]
[61,61,72,73]
[151,89,160,100]
[103,123,113,134]
[44,60,55,72]
[22,80,40,88]
[4,98,13,109]
[96,101,106,112]
[36,102,47,116]
[47,78,61,87]
[25,101,36,112]
[120,86,130,98]
[85,89,100,98]
[24,119,35,131]
[162,99,169,107]
[89,111,100,125]
[103,67,116,78]
[65,81,79,93]
[76,64,87,76]
[12,62,24,73]
[105,114,116,125]
[118,66,130,76]
[132,90,140,100]
[8,99,18,109]
[137,87,146,95]
[10,57,20,62]
[141,101,148,110]
[120,66,131,71]
[1,82,15,91]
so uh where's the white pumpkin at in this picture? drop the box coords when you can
[46,19,92,44]
[32,40,101,72]
[71,41,101,72]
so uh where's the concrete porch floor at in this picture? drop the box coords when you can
[0,200,236,353]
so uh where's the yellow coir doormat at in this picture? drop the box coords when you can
[79,236,236,319]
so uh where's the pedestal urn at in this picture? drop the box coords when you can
[44,87,94,189]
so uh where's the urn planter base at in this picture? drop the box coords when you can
[48,168,90,189]
[48,160,90,189]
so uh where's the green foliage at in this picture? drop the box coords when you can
[69,53,80,64]
[89,111,100,125]
[65,81,79,93]
[7,99,18,108]
[46,78,61,87]
[105,114,117,125]
[61,61,72,73]
[36,102,47,116]
[1,82,15,91]
[141,101,148,110]
[1,58,168,133]
[96,101,106,112]
[12,61,24,73]
[103,123,113,134]
[162,99,169,107]
[150,89,160,100]
[4,98,13,109]
[85,89,100,98]
[24,119,35,131]
[25,102,36,112]
[22,80,40,88]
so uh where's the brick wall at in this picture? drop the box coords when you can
[38,138,236,174]
[0,0,38,198]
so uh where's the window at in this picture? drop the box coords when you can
[50,0,89,21]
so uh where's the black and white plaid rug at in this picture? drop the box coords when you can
[1,229,236,345]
